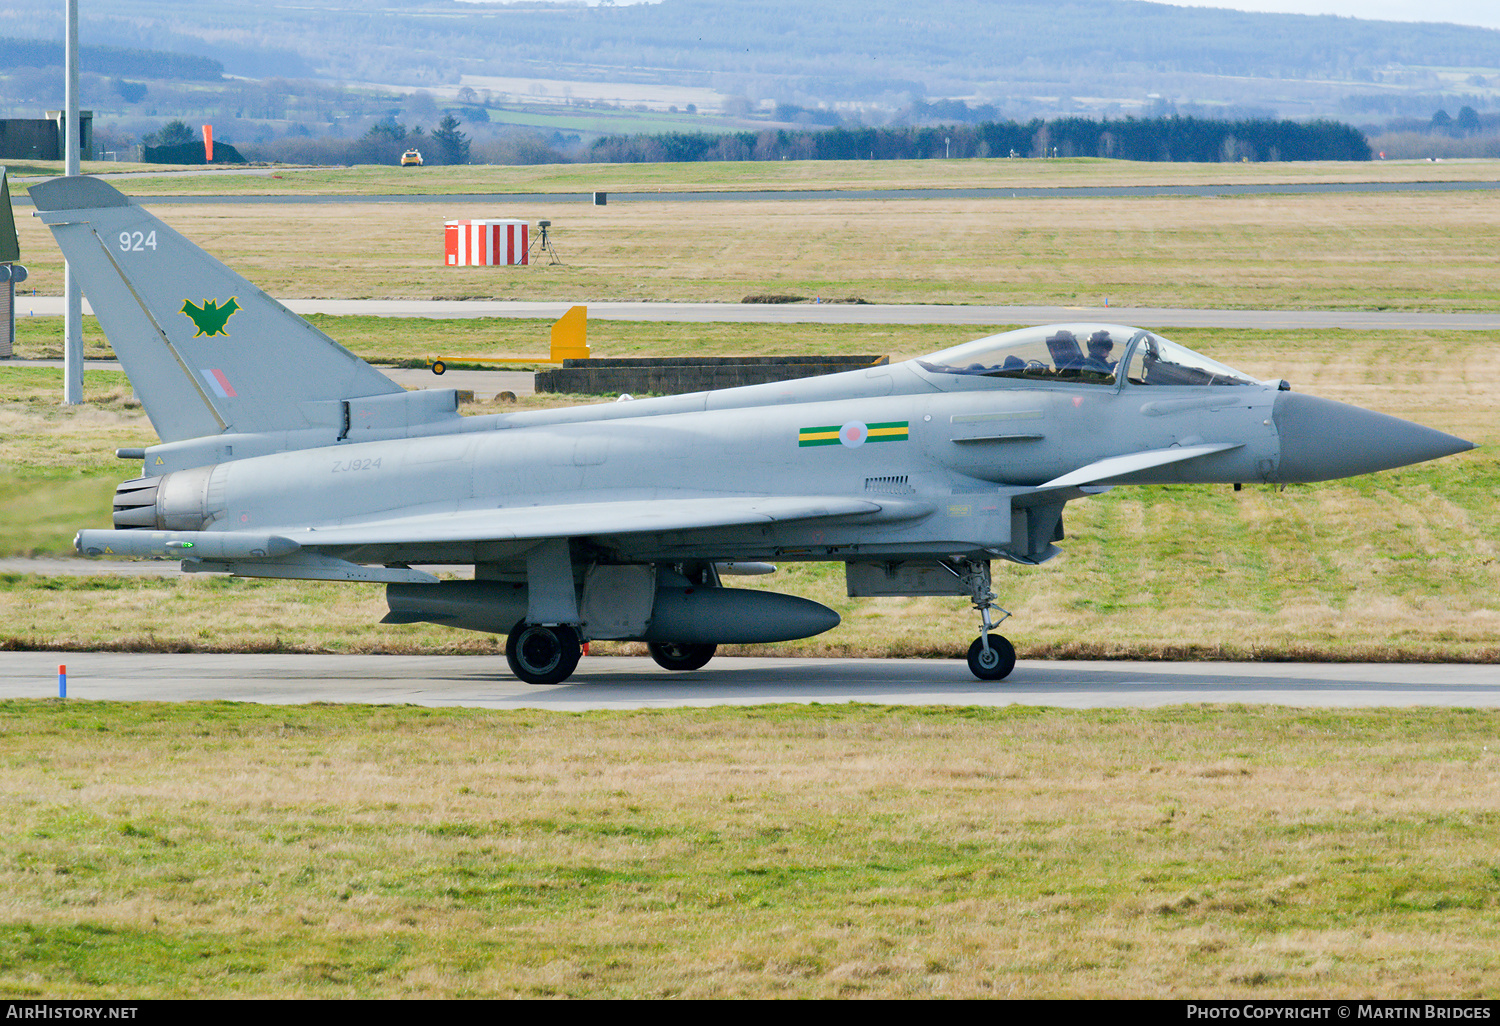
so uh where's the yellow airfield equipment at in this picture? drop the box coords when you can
[429,305,588,375]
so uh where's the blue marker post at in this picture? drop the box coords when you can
[58,663,66,699]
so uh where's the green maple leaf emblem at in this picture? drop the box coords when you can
[181,297,241,337]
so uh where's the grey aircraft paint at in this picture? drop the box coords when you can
[32,176,1477,685]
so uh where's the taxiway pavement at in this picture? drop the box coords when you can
[1,652,1493,711]
[11,180,1500,206]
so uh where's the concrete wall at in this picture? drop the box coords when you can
[534,355,888,395]
[0,114,93,161]
[0,120,62,160]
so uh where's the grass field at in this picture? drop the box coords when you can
[2,700,1497,998]
[0,320,1494,662]
[2,159,1498,999]
[11,157,1500,196]
[14,188,1500,312]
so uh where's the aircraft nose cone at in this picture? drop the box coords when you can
[1272,391,1476,483]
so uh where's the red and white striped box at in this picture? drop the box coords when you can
[444,220,529,266]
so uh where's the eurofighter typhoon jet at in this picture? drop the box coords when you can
[35,176,1476,684]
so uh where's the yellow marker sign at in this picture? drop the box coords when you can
[550,305,589,361]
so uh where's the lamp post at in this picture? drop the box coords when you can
[63,0,83,405]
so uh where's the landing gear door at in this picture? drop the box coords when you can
[846,561,971,597]
[1006,500,1065,564]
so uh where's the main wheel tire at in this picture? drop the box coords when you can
[647,641,717,672]
[505,622,582,685]
[967,634,1016,681]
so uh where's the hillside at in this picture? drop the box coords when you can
[2,0,1498,147]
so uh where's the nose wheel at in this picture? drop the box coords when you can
[968,634,1016,680]
[506,622,582,685]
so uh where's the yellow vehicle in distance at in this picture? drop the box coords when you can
[400,148,423,167]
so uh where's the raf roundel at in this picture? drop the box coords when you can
[839,421,869,447]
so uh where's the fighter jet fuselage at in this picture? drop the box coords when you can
[130,357,1280,568]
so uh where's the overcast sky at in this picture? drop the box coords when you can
[473,0,1500,30]
[1161,2,1500,30]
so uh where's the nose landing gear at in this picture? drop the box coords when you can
[953,560,1016,681]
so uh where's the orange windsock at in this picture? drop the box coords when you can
[203,124,213,162]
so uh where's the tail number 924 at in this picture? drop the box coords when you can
[119,231,158,252]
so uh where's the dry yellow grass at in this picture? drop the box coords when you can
[2,701,1497,997]
[13,190,1500,310]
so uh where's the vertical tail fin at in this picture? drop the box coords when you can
[30,176,403,443]
[1,167,21,263]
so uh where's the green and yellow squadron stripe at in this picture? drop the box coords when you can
[865,421,909,442]
[798,424,843,446]
[798,420,909,447]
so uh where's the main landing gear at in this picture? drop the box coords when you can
[647,641,717,672]
[646,563,719,672]
[505,621,582,685]
[954,560,1016,681]
[504,625,719,683]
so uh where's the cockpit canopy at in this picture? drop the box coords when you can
[915,323,1259,388]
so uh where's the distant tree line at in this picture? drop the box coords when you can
[1366,106,1500,159]
[240,128,570,168]
[588,116,1372,164]
[0,37,224,81]
[352,113,471,165]
[1427,107,1486,137]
